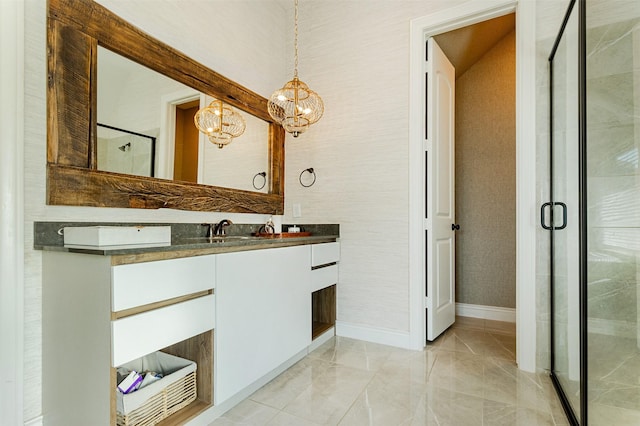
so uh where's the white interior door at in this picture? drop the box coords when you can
[425,37,456,342]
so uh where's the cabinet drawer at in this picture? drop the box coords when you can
[112,255,215,312]
[111,294,215,366]
[311,242,340,267]
[311,264,338,292]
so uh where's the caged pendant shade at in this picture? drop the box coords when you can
[194,99,246,149]
[268,0,323,137]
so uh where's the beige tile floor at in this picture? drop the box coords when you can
[210,317,569,425]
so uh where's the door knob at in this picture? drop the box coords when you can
[451,224,460,231]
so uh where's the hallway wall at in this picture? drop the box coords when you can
[455,30,516,309]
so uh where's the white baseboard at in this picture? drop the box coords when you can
[456,303,516,323]
[335,321,414,349]
[25,416,43,426]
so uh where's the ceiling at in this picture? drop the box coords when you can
[433,13,516,79]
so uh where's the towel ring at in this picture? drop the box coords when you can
[252,172,267,190]
[299,168,316,188]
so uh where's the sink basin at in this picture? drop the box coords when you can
[252,232,312,238]
[185,236,254,243]
[210,236,253,241]
[63,225,171,248]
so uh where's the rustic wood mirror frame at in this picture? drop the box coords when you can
[47,0,285,214]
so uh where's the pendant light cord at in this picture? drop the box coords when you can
[294,0,299,78]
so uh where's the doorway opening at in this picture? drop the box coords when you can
[422,14,517,344]
[173,100,200,183]
[157,89,201,181]
[436,14,517,328]
[409,0,538,372]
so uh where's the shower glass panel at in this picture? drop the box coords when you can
[586,1,640,424]
[549,1,582,422]
[549,1,640,423]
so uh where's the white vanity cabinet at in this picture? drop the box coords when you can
[311,242,340,293]
[42,238,339,425]
[43,252,216,426]
[310,242,340,340]
[214,245,312,404]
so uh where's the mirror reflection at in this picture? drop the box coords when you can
[96,46,270,193]
[97,123,156,177]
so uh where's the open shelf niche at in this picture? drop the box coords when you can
[312,285,336,340]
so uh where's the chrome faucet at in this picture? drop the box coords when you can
[213,219,233,236]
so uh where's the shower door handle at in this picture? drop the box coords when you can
[555,202,567,230]
[541,202,552,230]
[541,202,567,230]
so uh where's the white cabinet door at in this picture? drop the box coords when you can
[215,245,311,404]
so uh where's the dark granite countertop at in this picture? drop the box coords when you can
[34,222,339,263]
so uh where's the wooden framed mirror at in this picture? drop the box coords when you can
[47,0,285,214]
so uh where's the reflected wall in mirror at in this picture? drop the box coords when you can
[96,47,270,193]
[47,0,284,213]
[198,96,269,193]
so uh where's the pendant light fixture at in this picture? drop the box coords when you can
[194,99,246,149]
[268,0,323,137]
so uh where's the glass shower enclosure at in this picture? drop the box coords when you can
[547,0,640,424]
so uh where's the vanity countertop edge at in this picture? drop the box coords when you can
[34,222,339,265]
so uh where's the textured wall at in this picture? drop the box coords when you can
[281,0,468,333]
[454,30,516,308]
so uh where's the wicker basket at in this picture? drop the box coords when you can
[116,352,197,426]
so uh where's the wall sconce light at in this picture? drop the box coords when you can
[194,99,246,148]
